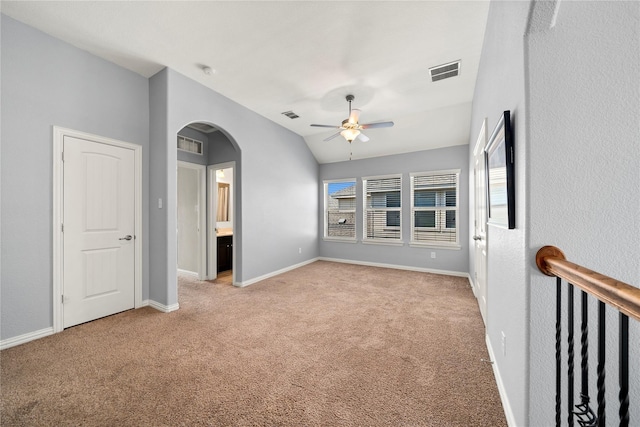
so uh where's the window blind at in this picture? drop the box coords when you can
[411,171,459,246]
[363,176,402,241]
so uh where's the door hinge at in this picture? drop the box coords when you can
[61,295,64,304]
[61,224,64,232]
[61,151,64,162]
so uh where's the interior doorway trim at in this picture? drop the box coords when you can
[177,161,207,280]
[52,126,143,333]
[208,161,236,283]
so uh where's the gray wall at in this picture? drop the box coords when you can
[469,1,640,425]
[319,145,469,274]
[148,68,318,306]
[526,1,640,425]
[0,15,150,340]
[208,131,239,166]
[467,1,530,424]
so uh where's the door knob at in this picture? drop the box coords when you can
[119,235,133,241]
[472,235,482,241]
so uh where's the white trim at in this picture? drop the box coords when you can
[323,178,357,241]
[148,300,180,313]
[53,126,143,334]
[318,257,468,278]
[177,268,198,277]
[0,327,55,350]
[208,161,236,283]
[237,258,319,287]
[409,242,461,250]
[177,161,207,280]
[486,334,517,427]
[361,239,404,247]
[323,237,358,244]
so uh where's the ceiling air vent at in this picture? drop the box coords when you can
[281,111,300,119]
[187,122,218,133]
[177,135,203,155]
[429,60,460,82]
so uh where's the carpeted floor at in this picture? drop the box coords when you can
[0,261,506,426]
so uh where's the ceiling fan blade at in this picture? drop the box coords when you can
[311,124,341,129]
[357,133,370,142]
[349,108,361,125]
[323,132,342,142]
[360,121,394,129]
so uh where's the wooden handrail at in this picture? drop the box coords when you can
[536,246,640,322]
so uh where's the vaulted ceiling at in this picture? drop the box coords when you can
[1,1,490,163]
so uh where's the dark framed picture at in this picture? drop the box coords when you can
[485,111,515,229]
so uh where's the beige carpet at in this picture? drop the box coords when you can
[1,261,506,426]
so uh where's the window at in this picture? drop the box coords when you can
[324,179,356,241]
[363,175,402,243]
[410,170,460,248]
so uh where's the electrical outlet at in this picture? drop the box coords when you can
[298,247,302,254]
[501,331,507,356]
[430,252,436,259]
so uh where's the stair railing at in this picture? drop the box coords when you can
[536,246,639,427]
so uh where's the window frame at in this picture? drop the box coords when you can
[323,178,357,242]
[410,169,461,249]
[362,174,403,245]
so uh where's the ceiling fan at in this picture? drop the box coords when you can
[310,94,394,143]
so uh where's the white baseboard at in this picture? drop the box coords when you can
[318,257,468,278]
[486,334,517,427]
[237,257,320,287]
[177,268,198,277]
[0,327,55,350]
[148,300,180,313]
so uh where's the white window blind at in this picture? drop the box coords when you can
[363,175,402,242]
[324,179,356,240]
[411,170,460,247]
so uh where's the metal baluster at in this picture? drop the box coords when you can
[568,283,575,427]
[619,313,629,427]
[556,277,562,427]
[597,301,606,426]
[574,291,596,426]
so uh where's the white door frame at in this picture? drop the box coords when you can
[207,161,235,283]
[472,118,488,325]
[52,126,143,333]
[177,161,207,280]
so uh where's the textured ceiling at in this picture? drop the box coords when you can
[1,1,490,163]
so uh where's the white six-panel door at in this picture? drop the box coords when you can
[62,135,136,328]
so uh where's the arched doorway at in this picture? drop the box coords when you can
[176,121,240,286]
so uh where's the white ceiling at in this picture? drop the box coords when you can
[1,1,490,164]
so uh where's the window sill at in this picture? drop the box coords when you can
[362,239,404,247]
[409,242,461,250]
[323,237,357,244]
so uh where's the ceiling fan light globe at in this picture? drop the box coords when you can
[341,128,360,142]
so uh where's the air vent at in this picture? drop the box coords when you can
[187,122,218,133]
[429,60,460,82]
[177,135,203,155]
[281,111,300,119]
